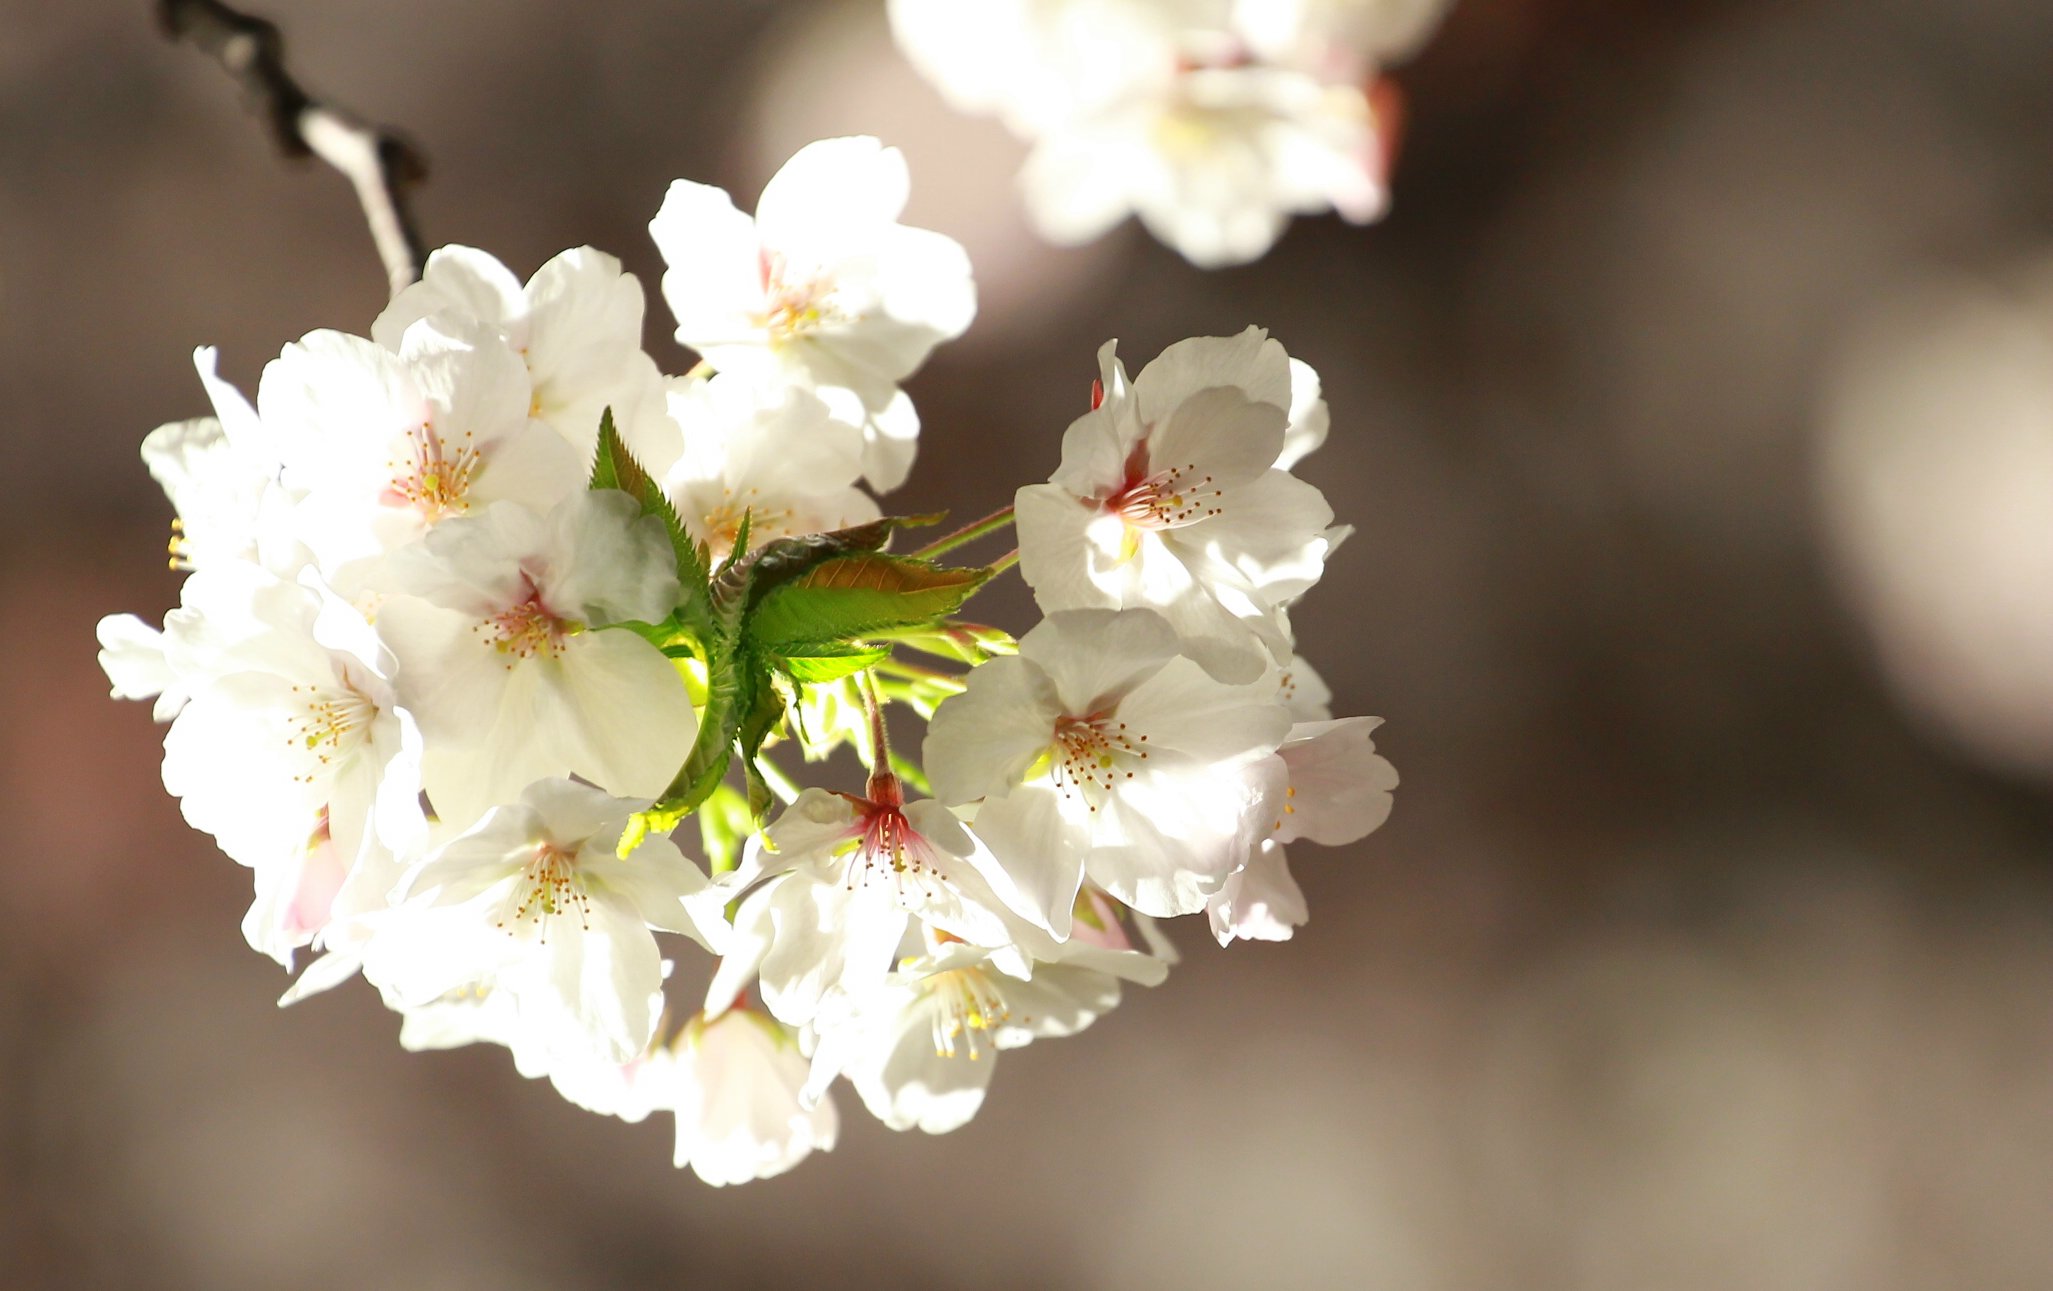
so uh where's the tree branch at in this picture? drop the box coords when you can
[158,0,428,298]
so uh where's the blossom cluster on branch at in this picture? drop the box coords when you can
[889,0,1453,266]
[98,136,1395,1184]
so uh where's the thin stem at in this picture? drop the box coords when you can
[755,755,801,807]
[910,505,1015,561]
[159,0,428,298]
[860,670,893,784]
[985,547,1020,577]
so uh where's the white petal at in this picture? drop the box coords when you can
[1132,327,1292,422]
[1207,839,1307,946]
[922,656,1061,805]
[962,788,1088,940]
[1277,717,1398,846]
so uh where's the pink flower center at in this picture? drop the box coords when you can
[844,798,949,905]
[382,417,479,520]
[476,576,572,663]
[1105,442,1222,531]
[756,248,835,340]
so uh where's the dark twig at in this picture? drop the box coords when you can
[157,0,428,298]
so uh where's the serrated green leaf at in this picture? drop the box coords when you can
[747,553,991,653]
[775,645,891,684]
[590,407,708,605]
[625,514,952,839]
[716,509,751,579]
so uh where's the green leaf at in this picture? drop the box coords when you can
[733,658,790,820]
[747,552,991,653]
[878,620,1019,665]
[715,509,751,579]
[625,514,957,842]
[590,407,708,602]
[774,645,891,684]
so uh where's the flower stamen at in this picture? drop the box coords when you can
[499,842,591,943]
[924,968,1009,1060]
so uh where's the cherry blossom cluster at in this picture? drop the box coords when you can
[98,135,1395,1185]
[889,0,1453,266]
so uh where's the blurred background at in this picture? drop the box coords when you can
[5,0,2053,1286]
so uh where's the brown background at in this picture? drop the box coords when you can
[4,1,2052,1287]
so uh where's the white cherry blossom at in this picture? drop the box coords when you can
[886,0,1198,136]
[372,245,673,467]
[97,613,185,721]
[1233,0,1453,71]
[364,778,720,1065]
[376,491,695,828]
[1021,64,1389,268]
[259,316,580,588]
[147,348,305,576]
[1208,715,1398,945]
[661,373,878,562]
[710,777,1028,1028]
[1204,839,1307,945]
[925,608,1290,928]
[889,0,1444,266]
[1015,328,1341,683]
[647,136,976,491]
[802,929,1166,1135]
[1279,356,1332,470]
[382,964,674,1123]
[97,348,303,719]
[154,567,425,964]
[660,1008,838,1186]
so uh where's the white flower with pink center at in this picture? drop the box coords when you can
[375,491,695,828]
[647,135,976,492]
[705,776,1028,1029]
[924,608,1290,930]
[660,373,878,563]
[1015,328,1344,684]
[258,316,581,589]
[363,778,721,1065]
[371,245,673,467]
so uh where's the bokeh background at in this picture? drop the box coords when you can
[6,1,2053,1286]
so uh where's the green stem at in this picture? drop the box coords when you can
[859,670,899,801]
[755,755,801,806]
[911,505,1015,560]
[985,547,1020,577]
[874,656,961,684]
